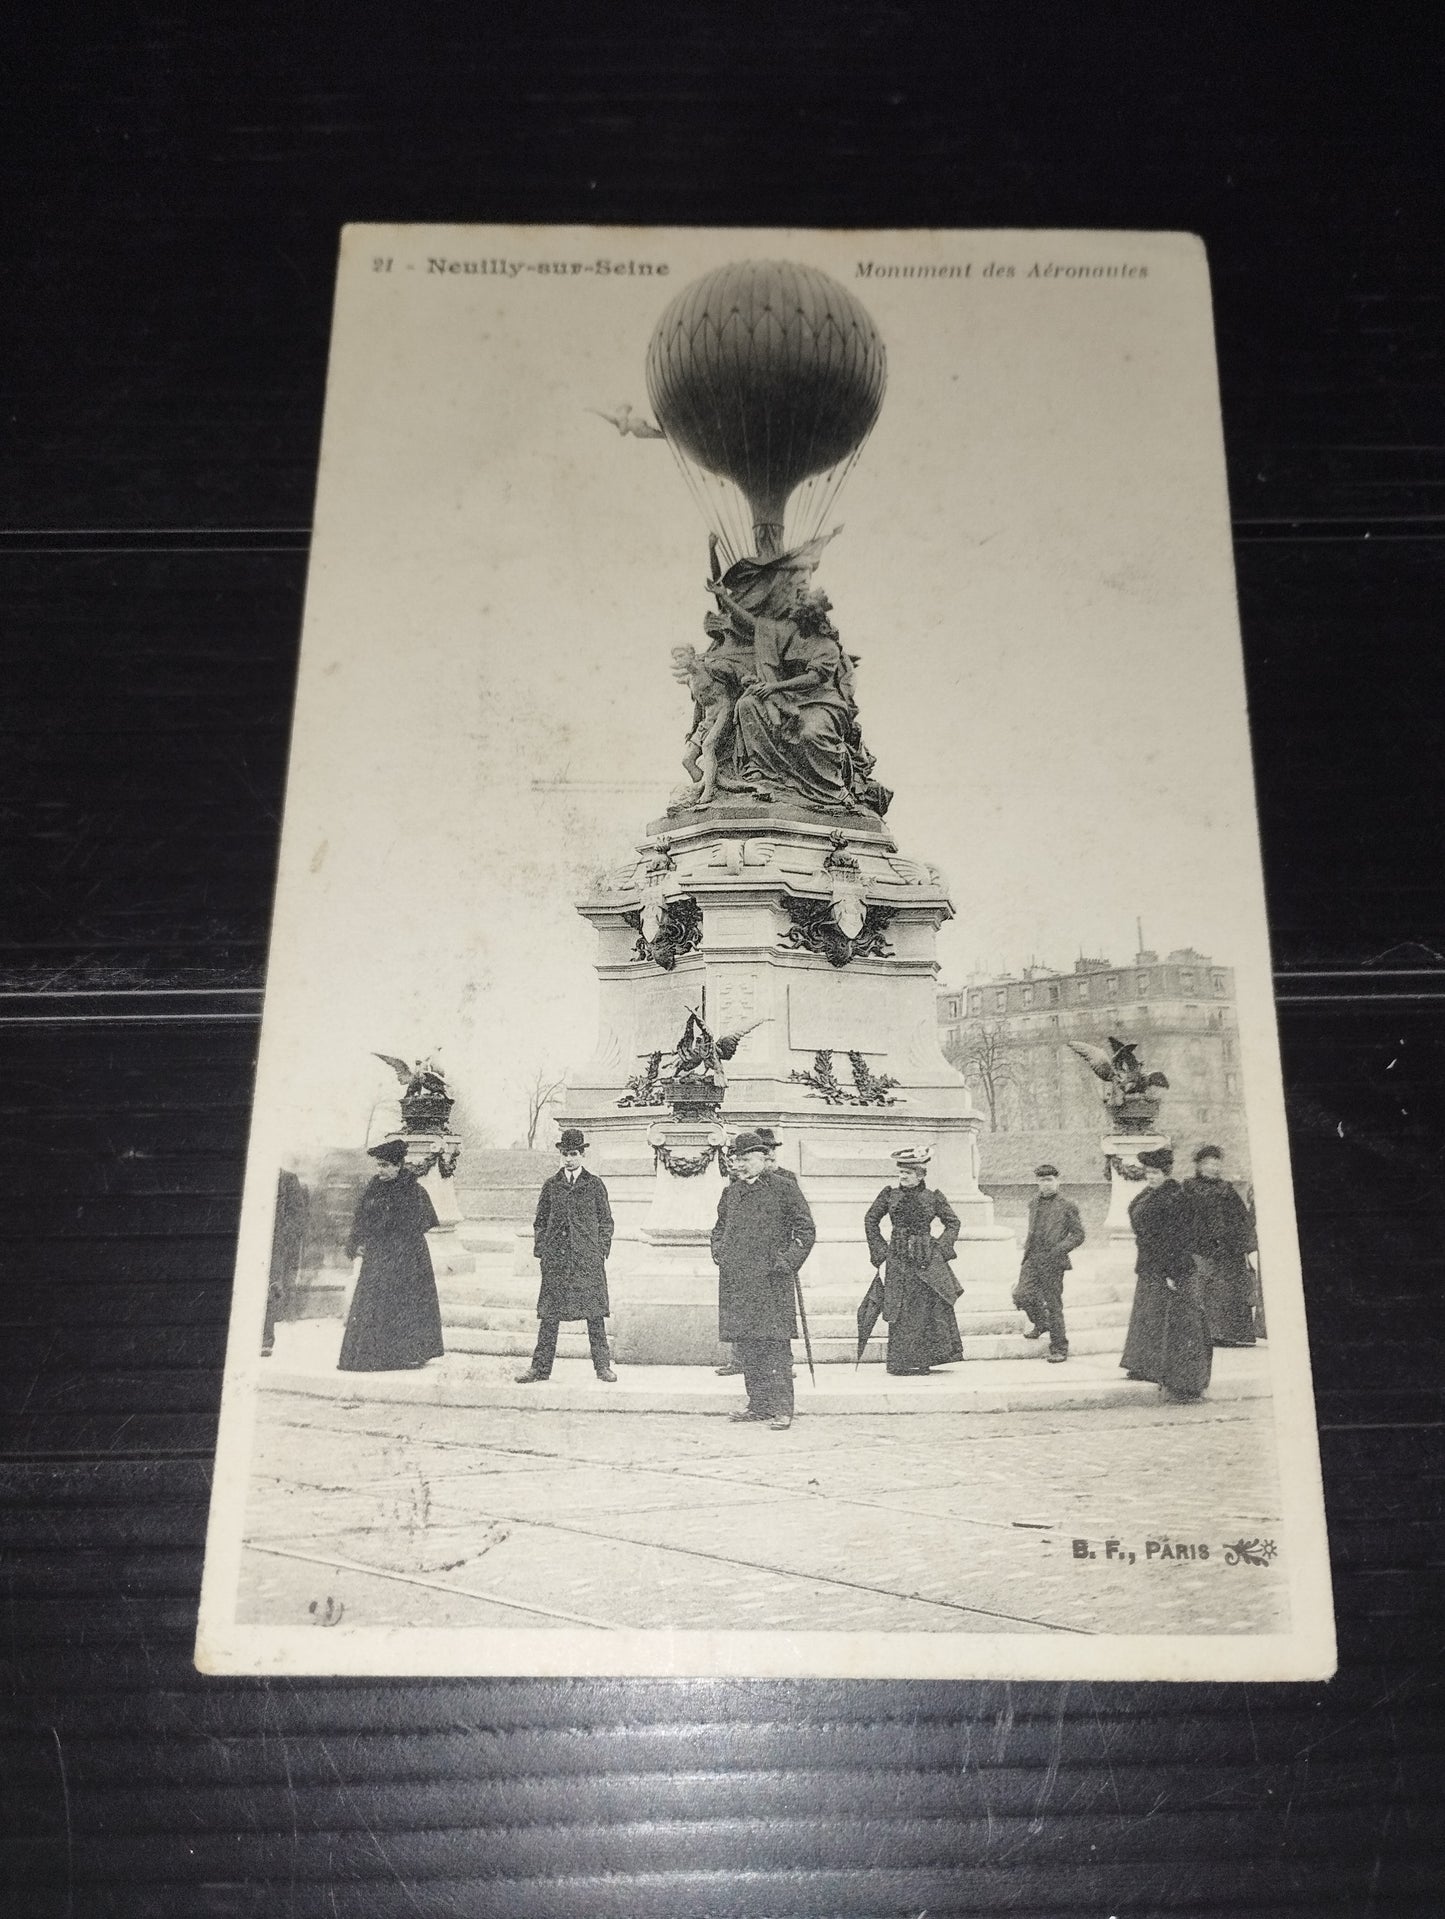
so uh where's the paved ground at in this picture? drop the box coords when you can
[237,1389,1290,1638]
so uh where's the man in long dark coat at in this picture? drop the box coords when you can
[1183,1144,1259,1346]
[715,1125,799,1379]
[710,1130,816,1429]
[1013,1163,1086,1362]
[517,1128,617,1383]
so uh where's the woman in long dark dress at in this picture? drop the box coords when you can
[338,1137,445,1372]
[863,1147,964,1375]
[1183,1144,1259,1346]
[1119,1145,1211,1401]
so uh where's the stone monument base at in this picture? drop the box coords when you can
[592,1111,1017,1365]
[554,799,1018,1362]
[1097,1130,1170,1274]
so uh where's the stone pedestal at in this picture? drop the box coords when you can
[607,1119,732,1365]
[560,802,1016,1362]
[1100,1130,1170,1258]
[419,1160,464,1230]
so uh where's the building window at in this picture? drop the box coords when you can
[1021,986,1034,1008]
[994,989,1007,1013]
[1181,970,1195,992]
[1076,980,1090,1001]
[970,991,982,1015]
[1222,1037,1233,1061]
[1046,983,1060,1006]
[1213,973,1227,995]
[1225,1072,1238,1095]
[1136,972,1149,994]
[1105,976,1119,998]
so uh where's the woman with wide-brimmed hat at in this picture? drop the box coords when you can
[338,1137,445,1372]
[862,1147,964,1376]
[1120,1146,1211,1401]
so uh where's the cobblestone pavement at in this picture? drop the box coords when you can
[236,1390,1290,1639]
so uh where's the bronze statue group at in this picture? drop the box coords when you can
[334,1128,1260,1424]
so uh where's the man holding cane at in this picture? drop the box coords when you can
[710,1130,816,1430]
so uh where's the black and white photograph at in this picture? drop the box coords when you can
[195,224,1334,1679]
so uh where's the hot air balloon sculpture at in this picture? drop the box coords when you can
[648,261,892,819]
[646,259,886,564]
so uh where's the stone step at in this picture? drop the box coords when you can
[441,1321,1127,1364]
[818,1325,1127,1363]
[425,1243,476,1280]
[445,1327,598,1360]
[454,1221,527,1252]
[434,1273,1134,1318]
[439,1297,1130,1341]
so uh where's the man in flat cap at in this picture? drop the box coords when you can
[517,1128,617,1384]
[1013,1162,1086,1363]
[710,1130,816,1429]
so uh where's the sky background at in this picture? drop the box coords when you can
[250,226,1272,1154]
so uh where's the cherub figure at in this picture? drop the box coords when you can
[586,402,665,439]
[670,644,736,805]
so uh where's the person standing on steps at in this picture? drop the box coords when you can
[862,1146,964,1375]
[1120,1145,1212,1402]
[338,1137,445,1373]
[516,1128,617,1385]
[1013,1162,1087,1364]
[1183,1144,1259,1347]
[710,1130,816,1430]
[715,1126,799,1379]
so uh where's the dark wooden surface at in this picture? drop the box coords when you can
[4,11,1443,1913]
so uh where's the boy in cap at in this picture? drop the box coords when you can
[710,1130,815,1429]
[1013,1163,1086,1363]
[517,1128,617,1384]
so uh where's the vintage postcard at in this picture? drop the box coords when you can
[196,225,1335,1679]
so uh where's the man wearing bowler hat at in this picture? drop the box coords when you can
[710,1130,815,1429]
[516,1128,617,1384]
[715,1125,801,1379]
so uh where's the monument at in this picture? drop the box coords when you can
[557,261,1014,1362]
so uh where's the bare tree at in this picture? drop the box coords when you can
[947,1019,1021,1132]
[522,1066,566,1149]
